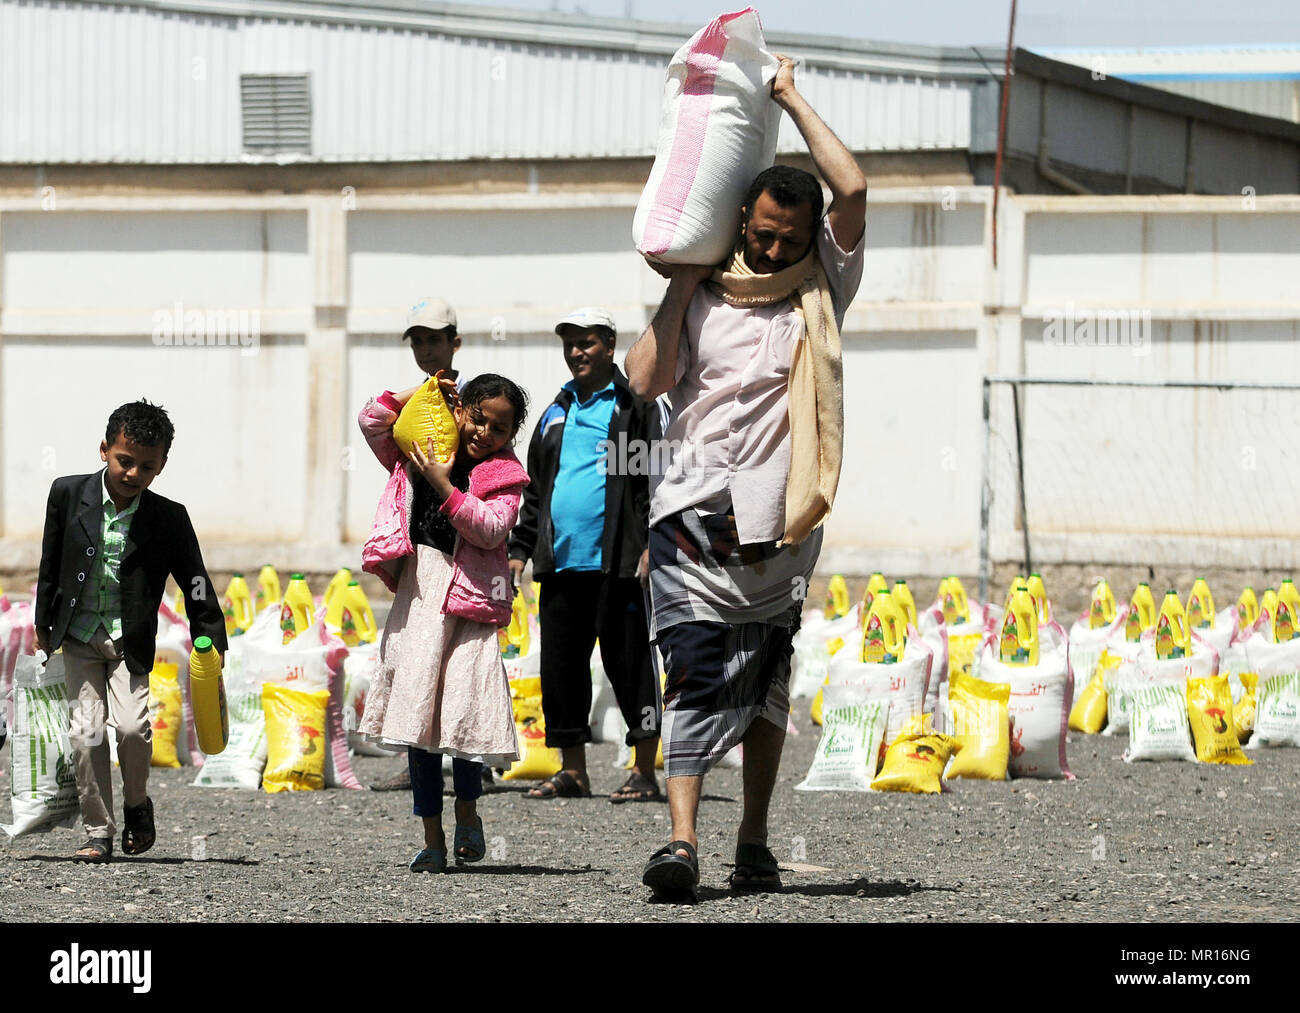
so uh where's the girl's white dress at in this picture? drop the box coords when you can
[359,544,519,766]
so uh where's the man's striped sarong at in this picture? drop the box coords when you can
[648,504,819,777]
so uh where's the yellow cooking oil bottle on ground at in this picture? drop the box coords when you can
[861,572,889,614]
[280,573,315,644]
[861,589,906,664]
[256,563,282,613]
[1187,577,1215,630]
[323,568,353,612]
[939,575,970,625]
[825,574,851,620]
[189,635,229,756]
[327,580,377,646]
[1125,582,1157,642]
[891,580,918,628]
[1236,587,1258,628]
[1275,580,1300,642]
[222,573,255,636]
[1154,590,1190,660]
[1027,573,1051,623]
[998,587,1039,666]
[1089,579,1117,629]
[506,586,530,655]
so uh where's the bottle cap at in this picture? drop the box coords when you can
[194,636,213,651]
[233,572,244,578]
[348,580,360,587]
[291,573,304,580]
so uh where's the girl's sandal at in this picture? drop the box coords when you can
[410,847,447,873]
[454,820,486,865]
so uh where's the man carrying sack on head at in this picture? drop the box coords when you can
[626,55,867,901]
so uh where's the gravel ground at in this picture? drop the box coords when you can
[2,709,1296,924]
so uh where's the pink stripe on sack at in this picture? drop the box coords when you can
[641,12,745,255]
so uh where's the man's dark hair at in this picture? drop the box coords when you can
[741,164,825,224]
[460,373,530,438]
[404,324,457,341]
[105,400,175,453]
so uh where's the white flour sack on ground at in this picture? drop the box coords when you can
[632,8,781,265]
[978,639,1074,779]
[3,652,80,837]
[829,635,931,745]
[1244,635,1300,748]
[1068,606,1127,694]
[795,684,888,792]
[1122,673,1196,763]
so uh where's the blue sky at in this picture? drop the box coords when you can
[463,0,1300,48]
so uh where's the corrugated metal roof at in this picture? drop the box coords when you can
[1034,45,1300,123]
[0,0,978,164]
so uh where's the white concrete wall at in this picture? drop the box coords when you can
[3,189,1300,578]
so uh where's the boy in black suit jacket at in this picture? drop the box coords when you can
[34,401,227,862]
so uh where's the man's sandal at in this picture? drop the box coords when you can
[454,820,486,865]
[526,770,591,799]
[121,797,156,857]
[728,842,782,893]
[642,840,699,902]
[73,837,113,863]
[610,771,662,804]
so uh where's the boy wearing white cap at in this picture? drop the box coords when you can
[404,296,462,388]
[508,308,663,803]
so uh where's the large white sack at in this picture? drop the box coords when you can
[1244,634,1300,748]
[632,9,781,265]
[978,639,1074,779]
[827,634,929,745]
[3,652,80,837]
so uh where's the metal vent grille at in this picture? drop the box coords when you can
[240,74,312,154]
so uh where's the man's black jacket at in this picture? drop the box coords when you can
[36,471,228,676]
[508,367,661,579]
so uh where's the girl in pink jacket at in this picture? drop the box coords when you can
[357,372,530,874]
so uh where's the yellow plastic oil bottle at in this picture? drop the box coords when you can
[506,586,530,656]
[323,568,353,612]
[1089,579,1117,629]
[1125,583,1157,642]
[280,573,315,644]
[825,575,851,620]
[1274,598,1298,643]
[188,635,229,756]
[1027,573,1051,624]
[529,581,541,616]
[998,587,1039,666]
[1259,588,1279,639]
[860,589,906,664]
[1003,575,1028,614]
[1187,577,1215,630]
[1154,590,1190,660]
[222,573,255,636]
[861,572,889,614]
[939,575,970,625]
[1268,577,1300,642]
[173,585,187,617]
[891,580,918,628]
[326,580,377,646]
[255,563,282,613]
[1236,587,1259,628]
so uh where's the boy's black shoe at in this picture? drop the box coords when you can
[122,797,156,856]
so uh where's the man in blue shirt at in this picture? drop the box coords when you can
[508,308,663,802]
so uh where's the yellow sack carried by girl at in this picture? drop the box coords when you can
[1068,662,1109,734]
[1233,672,1258,742]
[393,376,459,463]
[149,663,183,768]
[503,690,561,781]
[1187,675,1251,765]
[871,733,960,794]
[946,672,1010,780]
[262,683,329,792]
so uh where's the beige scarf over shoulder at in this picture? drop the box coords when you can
[709,245,844,545]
